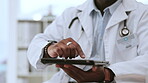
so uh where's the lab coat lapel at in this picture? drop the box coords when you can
[106,0,137,29]
[106,4,128,30]
[104,0,137,62]
[77,12,93,46]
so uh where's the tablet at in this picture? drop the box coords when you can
[41,58,109,66]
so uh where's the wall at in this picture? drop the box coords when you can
[0,0,18,83]
[0,1,9,82]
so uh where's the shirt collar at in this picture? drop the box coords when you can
[108,0,122,15]
[89,0,122,15]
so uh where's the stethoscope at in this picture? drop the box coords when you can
[119,20,130,37]
[68,16,130,37]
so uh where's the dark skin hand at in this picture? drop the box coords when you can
[56,64,105,83]
[47,1,117,59]
[47,0,117,59]
[47,0,117,82]
[47,38,85,59]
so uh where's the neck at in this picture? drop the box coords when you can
[95,0,117,14]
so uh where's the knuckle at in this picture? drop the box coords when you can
[70,45,75,50]
[52,53,58,57]
[59,40,66,44]
[52,52,57,56]
[62,46,69,51]
[56,42,63,46]
[48,49,54,55]
[49,51,57,57]
[78,48,83,52]
[71,49,76,55]
[54,47,60,52]
[74,43,80,48]
[67,37,73,40]
[71,55,75,58]
[72,49,75,54]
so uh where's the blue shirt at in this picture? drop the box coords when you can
[70,0,122,82]
[81,0,122,72]
[90,0,122,61]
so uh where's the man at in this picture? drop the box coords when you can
[27,0,148,83]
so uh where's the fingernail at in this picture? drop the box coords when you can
[82,55,85,58]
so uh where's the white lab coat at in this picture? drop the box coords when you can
[27,0,148,83]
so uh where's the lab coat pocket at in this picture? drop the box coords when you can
[116,34,138,51]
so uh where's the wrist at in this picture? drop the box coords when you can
[43,41,57,58]
[104,67,115,83]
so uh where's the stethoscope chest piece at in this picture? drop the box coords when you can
[119,26,130,37]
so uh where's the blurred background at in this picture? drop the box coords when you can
[0,0,148,83]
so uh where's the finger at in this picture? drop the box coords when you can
[56,41,69,58]
[62,67,80,81]
[74,43,85,58]
[53,42,65,57]
[60,45,70,59]
[47,43,63,58]
[92,66,104,72]
[56,64,64,68]
[68,44,77,59]
[48,48,59,58]
[61,65,85,81]
[67,38,85,58]
[52,46,63,57]
[64,39,77,58]
[59,40,71,58]
[63,65,84,75]
[64,39,77,59]
[92,66,98,71]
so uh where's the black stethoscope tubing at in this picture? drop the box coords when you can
[68,16,130,37]
[68,17,84,31]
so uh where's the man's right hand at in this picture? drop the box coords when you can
[47,38,85,59]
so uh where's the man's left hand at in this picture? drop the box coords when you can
[56,64,106,82]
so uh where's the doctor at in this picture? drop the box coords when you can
[27,0,148,83]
